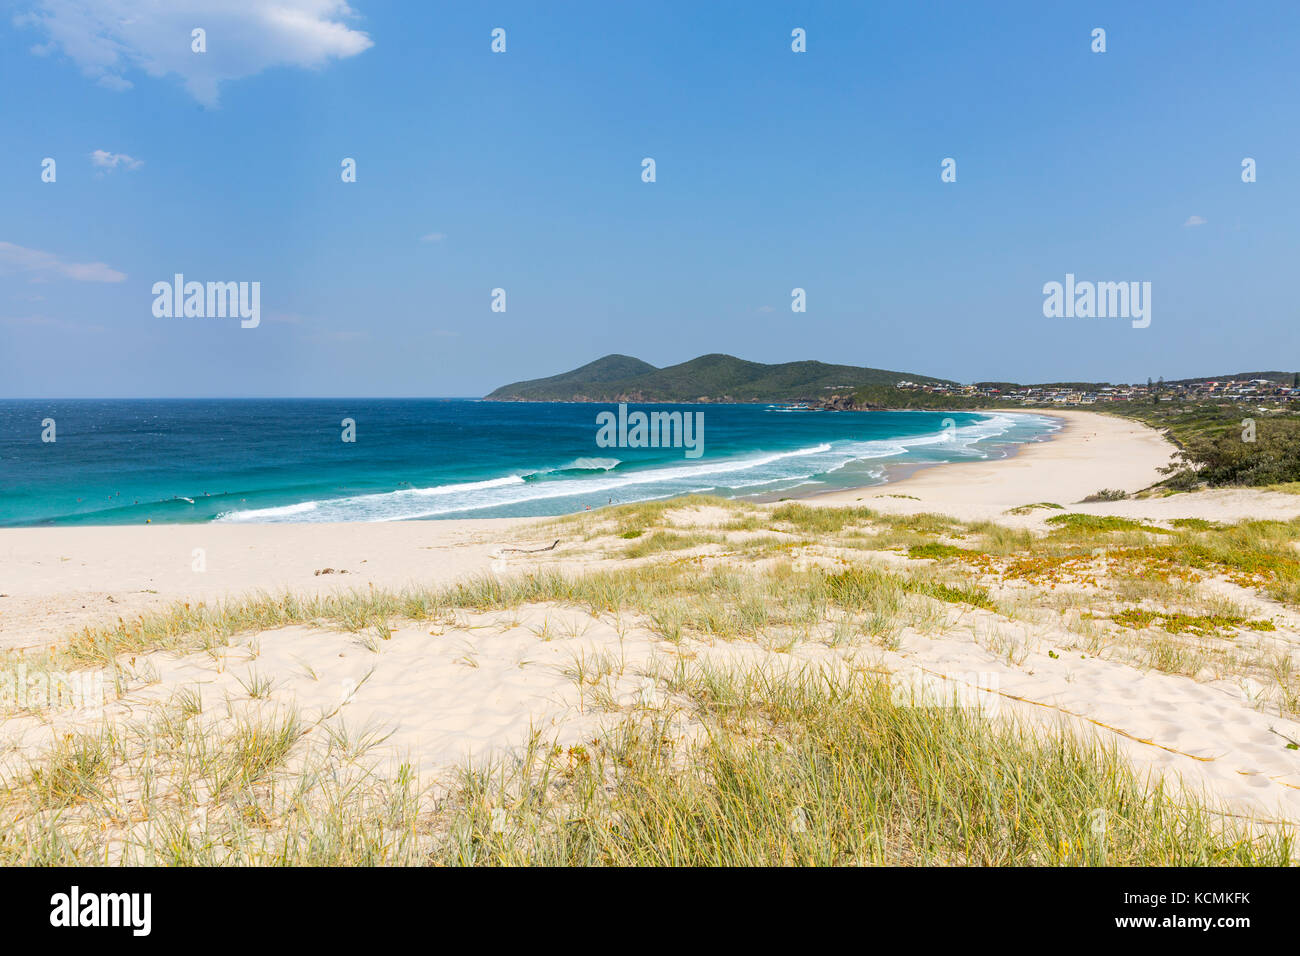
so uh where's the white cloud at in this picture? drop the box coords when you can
[419,232,446,243]
[90,149,142,171]
[0,241,126,282]
[18,1,373,106]
[1183,215,1207,227]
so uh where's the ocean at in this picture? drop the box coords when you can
[0,400,1061,526]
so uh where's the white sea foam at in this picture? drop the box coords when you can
[215,414,1047,524]
[222,500,318,521]
[564,457,621,471]
[408,475,524,497]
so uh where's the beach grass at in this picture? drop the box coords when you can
[455,666,1291,867]
[2,663,1290,866]
[5,495,1300,865]
[5,496,1300,713]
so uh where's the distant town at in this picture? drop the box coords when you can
[893,376,1300,407]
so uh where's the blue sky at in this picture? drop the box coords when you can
[1,0,1297,397]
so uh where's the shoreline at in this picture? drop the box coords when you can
[7,410,1300,829]
[0,410,1056,649]
[748,407,1066,507]
[0,406,1061,530]
[796,408,1179,522]
[8,408,1300,651]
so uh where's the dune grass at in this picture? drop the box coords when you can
[449,666,1292,866]
[1045,513,1171,535]
[15,557,986,677]
[1006,502,1065,515]
[7,497,1300,713]
[3,664,1290,866]
[6,495,1300,865]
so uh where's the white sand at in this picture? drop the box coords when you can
[807,408,1300,528]
[809,409,1174,510]
[4,409,1300,826]
[4,591,1299,823]
[0,517,534,652]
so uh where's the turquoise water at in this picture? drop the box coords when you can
[0,400,1060,526]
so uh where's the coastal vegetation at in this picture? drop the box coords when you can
[4,661,1285,865]
[3,496,1299,865]
[1093,401,1300,491]
[487,353,1300,492]
[485,353,953,403]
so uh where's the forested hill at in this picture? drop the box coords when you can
[485,353,953,403]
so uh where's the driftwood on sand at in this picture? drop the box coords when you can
[496,539,561,554]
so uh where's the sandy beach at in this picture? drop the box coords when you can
[811,409,1174,511]
[0,517,534,652]
[9,0,1295,887]
[8,409,1299,652]
[5,409,1300,852]
[809,408,1300,524]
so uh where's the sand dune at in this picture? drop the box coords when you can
[0,517,532,652]
[4,409,1300,835]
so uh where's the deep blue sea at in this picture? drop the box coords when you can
[0,400,1061,526]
